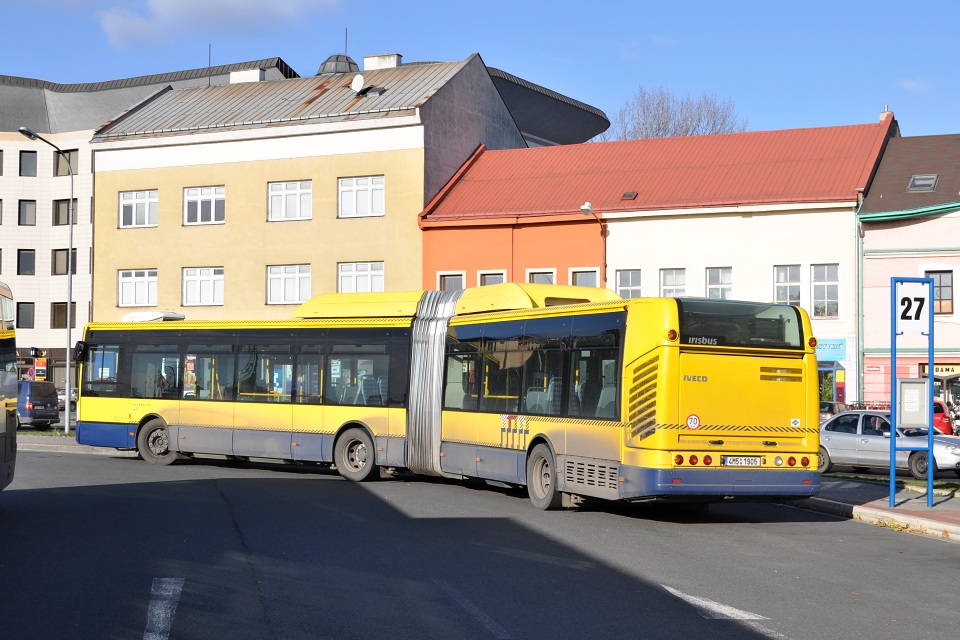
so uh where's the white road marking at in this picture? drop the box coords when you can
[434,579,511,639]
[662,585,795,640]
[662,584,765,619]
[144,577,185,640]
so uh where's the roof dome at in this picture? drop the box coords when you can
[317,54,359,75]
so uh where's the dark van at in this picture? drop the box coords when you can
[17,380,60,431]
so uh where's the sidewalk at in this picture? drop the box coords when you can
[16,435,960,541]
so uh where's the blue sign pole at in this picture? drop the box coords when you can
[889,277,935,508]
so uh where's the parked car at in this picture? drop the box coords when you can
[933,399,954,436]
[819,410,960,479]
[57,387,78,411]
[17,380,61,431]
[819,401,848,424]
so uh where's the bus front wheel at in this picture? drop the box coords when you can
[137,419,177,466]
[335,428,378,482]
[526,444,562,510]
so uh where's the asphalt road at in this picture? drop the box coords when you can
[1,451,957,640]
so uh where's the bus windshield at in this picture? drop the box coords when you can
[677,299,803,349]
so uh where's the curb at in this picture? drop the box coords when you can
[796,497,960,542]
[18,441,138,457]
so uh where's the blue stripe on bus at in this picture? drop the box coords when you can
[76,421,136,449]
[619,466,820,499]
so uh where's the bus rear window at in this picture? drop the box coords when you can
[677,299,803,349]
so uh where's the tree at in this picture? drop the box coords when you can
[597,85,747,141]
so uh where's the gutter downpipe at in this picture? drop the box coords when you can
[856,196,865,403]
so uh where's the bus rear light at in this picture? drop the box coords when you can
[666,329,678,341]
[808,337,818,348]
[703,455,712,465]
[802,479,812,485]
[801,456,810,467]
[674,455,684,465]
[788,457,797,467]
[672,478,682,484]
[689,455,699,465]
[774,456,783,466]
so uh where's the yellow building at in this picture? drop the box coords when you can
[90,53,608,321]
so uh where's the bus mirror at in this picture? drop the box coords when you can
[73,341,87,363]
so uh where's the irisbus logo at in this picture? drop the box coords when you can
[687,336,718,345]
[683,375,708,382]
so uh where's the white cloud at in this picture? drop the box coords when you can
[898,78,931,93]
[98,0,338,48]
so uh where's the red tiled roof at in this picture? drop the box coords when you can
[421,115,895,223]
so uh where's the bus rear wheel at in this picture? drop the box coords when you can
[526,444,562,510]
[335,428,378,482]
[137,419,177,466]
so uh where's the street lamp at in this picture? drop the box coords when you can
[19,126,75,435]
[579,201,607,285]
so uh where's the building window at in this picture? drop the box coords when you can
[338,261,384,293]
[338,176,384,218]
[267,265,311,304]
[53,199,77,226]
[184,186,225,225]
[907,174,939,192]
[774,265,800,305]
[438,272,465,291]
[616,269,642,298]
[706,267,732,299]
[183,267,224,306]
[660,268,685,296]
[54,149,78,177]
[16,302,34,329]
[19,150,36,177]
[527,270,555,284]
[268,181,312,221]
[17,250,35,275]
[812,264,839,318]
[927,270,953,314]
[120,190,159,228]
[119,269,158,307]
[52,249,77,276]
[50,302,77,329]
[479,271,506,286]
[571,269,598,287]
[18,200,36,226]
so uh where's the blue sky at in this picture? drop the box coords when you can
[4,0,957,137]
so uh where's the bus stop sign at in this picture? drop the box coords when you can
[895,281,931,335]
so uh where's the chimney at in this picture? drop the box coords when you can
[880,104,893,121]
[363,54,402,71]
[230,68,266,84]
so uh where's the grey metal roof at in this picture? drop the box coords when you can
[94,59,472,140]
[0,58,299,134]
[860,134,960,214]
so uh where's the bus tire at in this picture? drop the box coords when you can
[526,443,562,510]
[137,419,177,466]
[335,428,378,482]
[817,447,832,474]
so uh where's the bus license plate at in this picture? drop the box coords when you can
[723,456,761,467]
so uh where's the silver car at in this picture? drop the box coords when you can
[819,410,960,479]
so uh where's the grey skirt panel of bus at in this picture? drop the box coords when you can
[407,289,463,476]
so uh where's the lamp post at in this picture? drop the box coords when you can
[579,201,607,286]
[19,126,74,435]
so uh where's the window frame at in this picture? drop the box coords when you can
[119,190,159,228]
[478,270,506,287]
[52,248,78,276]
[183,186,225,226]
[267,264,311,305]
[569,267,600,288]
[19,150,37,177]
[437,271,466,292]
[660,268,686,297]
[268,180,312,221]
[118,268,158,307]
[526,268,557,285]
[616,269,642,298]
[338,261,385,293]
[53,199,78,226]
[17,249,35,276]
[54,149,79,177]
[338,175,385,219]
[16,302,34,329]
[812,263,840,319]
[774,264,801,305]
[706,266,733,300]
[926,270,953,315]
[18,200,36,226]
[182,267,225,306]
[50,302,77,329]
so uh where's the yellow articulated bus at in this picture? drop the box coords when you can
[74,283,820,509]
[1,281,18,492]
